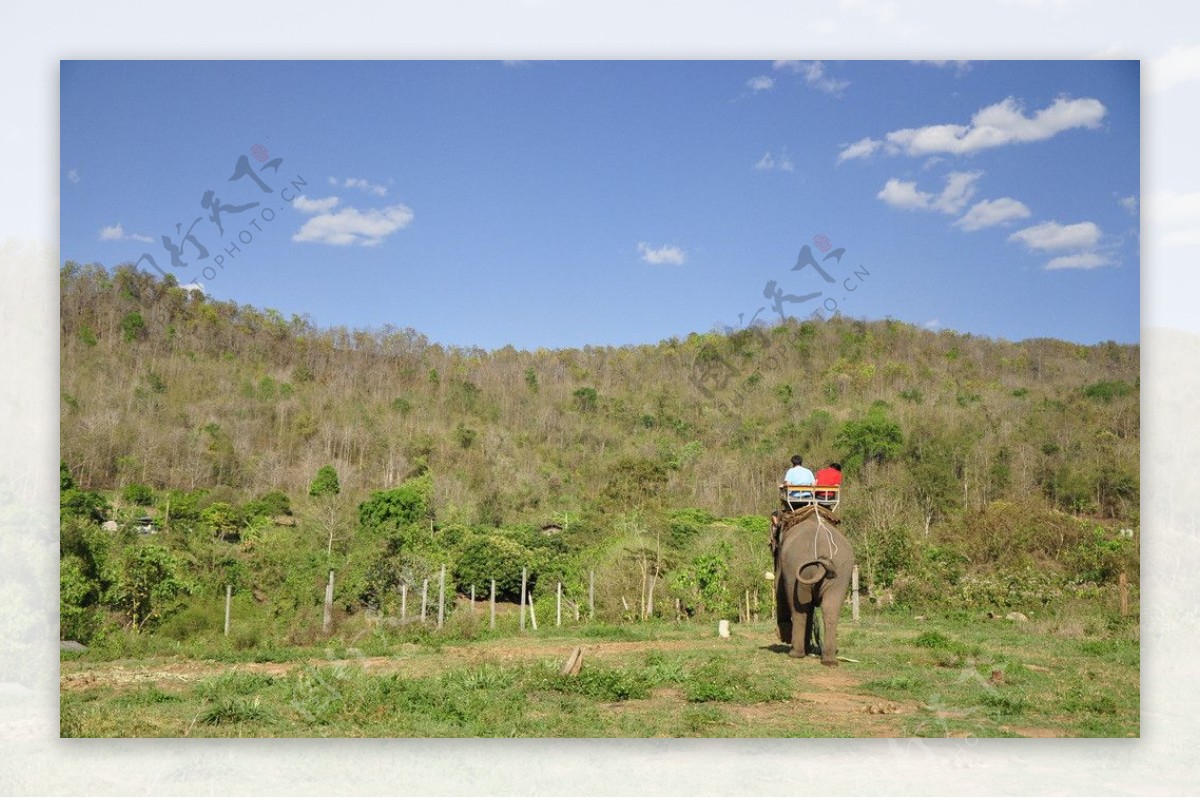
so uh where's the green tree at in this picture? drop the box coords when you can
[572,386,598,412]
[200,502,241,541]
[358,474,434,538]
[120,311,147,342]
[116,545,191,631]
[835,405,903,473]
[61,460,76,491]
[309,465,341,497]
[122,483,154,506]
[455,534,533,600]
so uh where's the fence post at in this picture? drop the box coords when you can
[520,567,527,632]
[421,579,428,623]
[529,586,539,631]
[852,564,860,622]
[437,564,446,629]
[589,569,595,621]
[323,570,334,635]
[401,583,408,623]
[224,584,232,636]
[471,584,476,613]
[1119,571,1129,617]
[557,582,562,627]
[490,578,496,630]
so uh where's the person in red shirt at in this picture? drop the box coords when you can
[815,462,842,502]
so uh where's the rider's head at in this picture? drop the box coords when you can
[829,462,841,471]
[791,455,804,467]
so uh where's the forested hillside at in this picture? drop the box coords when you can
[59,262,1140,645]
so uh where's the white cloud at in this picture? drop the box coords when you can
[66,168,80,184]
[877,179,932,210]
[754,150,794,172]
[932,171,981,214]
[1149,46,1200,94]
[1045,252,1114,270]
[98,222,153,243]
[772,60,849,95]
[1118,195,1138,215]
[637,242,686,265]
[292,203,414,246]
[922,319,942,330]
[1008,221,1102,251]
[877,171,981,214]
[293,195,341,214]
[837,137,881,163]
[328,176,388,197]
[884,96,1106,156]
[911,60,972,75]
[747,75,774,92]
[955,197,1032,231]
[179,281,205,294]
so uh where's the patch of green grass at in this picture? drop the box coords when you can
[200,695,271,725]
[114,686,182,706]
[193,670,276,700]
[681,656,792,704]
[860,674,928,700]
[543,666,652,701]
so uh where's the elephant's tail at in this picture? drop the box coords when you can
[796,557,837,586]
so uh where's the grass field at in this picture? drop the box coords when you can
[60,607,1138,738]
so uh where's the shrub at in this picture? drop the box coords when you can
[358,474,433,533]
[454,535,534,600]
[122,483,154,506]
[61,488,109,523]
[1082,380,1134,402]
[309,465,341,497]
[120,311,147,342]
[243,490,292,519]
[835,407,903,473]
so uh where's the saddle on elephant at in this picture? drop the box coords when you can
[779,483,840,512]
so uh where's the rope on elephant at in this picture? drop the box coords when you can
[813,507,839,562]
[778,504,841,562]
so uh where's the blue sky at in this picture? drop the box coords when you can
[60,60,1140,350]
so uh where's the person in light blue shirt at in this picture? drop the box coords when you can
[783,455,815,490]
[771,454,818,560]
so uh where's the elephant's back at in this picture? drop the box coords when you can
[778,507,853,562]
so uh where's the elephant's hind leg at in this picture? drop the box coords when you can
[776,578,793,645]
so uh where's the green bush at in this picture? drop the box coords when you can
[359,474,432,533]
[243,490,292,519]
[454,535,534,600]
[309,465,341,497]
[835,406,903,473]
[120,311,146,342]
[122,483,154,506]
[61,488,109,523]
[1082,380,1134,402]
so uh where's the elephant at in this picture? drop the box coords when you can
[774,506,855,666]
